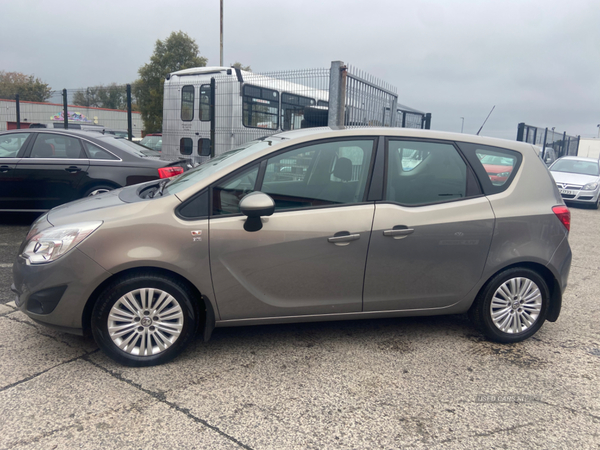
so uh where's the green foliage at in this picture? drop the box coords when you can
[231,62,251,72]
[0,71,52,102]
[72,83,130,110]
[135,31,207,133]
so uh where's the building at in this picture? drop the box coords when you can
[0,99,143,137]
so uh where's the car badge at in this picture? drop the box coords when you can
[191,230,202,242]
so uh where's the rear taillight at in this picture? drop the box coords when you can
[552,205,570,231]
[158,166,184,178]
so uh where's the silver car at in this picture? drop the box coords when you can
[549,156,600,209]
[12,128,572,366]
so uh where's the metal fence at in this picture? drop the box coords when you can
[161,61,431,164]
[0,86,143,137]
[516,122,580,158]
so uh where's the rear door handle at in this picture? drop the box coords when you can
[65,166,82,173]
[328,231,360,245]
[383,226,414,239]
[0,165,10,173]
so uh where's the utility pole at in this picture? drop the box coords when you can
[220,0,223,67]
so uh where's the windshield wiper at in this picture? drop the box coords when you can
[148,179,169,198]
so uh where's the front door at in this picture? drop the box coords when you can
[209,138,377,320]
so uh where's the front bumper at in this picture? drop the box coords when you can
[558,186,600,204]
[12,247,112,334]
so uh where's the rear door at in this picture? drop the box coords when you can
[0,132,32,210]
[15,133,90,210]
[363,138,495,311]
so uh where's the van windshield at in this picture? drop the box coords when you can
[163,138,281,195]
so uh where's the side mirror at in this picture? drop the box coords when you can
[239,192,275,232]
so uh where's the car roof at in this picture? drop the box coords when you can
[270,127,537,154]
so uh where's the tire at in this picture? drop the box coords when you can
[468,267,549,343]
[91,273,199,367]
[84,185,115,197]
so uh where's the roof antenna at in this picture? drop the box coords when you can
[476,105,495,136]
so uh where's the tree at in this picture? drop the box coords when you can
[231,62,251,72]
[0,71,52,102]
[72,83,129,110]
[135,31,207,133]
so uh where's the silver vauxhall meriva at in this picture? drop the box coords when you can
[12,128,572,366]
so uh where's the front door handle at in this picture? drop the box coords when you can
[328,231,360,245]
[383,226,414,239]
[0,165,10,173]
[65,166,82,173]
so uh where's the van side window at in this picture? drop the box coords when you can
[180,138,193,155]
[199,84,211,121]
[242,85,279,130]
[181,85,194,121]
[281,93,315,131]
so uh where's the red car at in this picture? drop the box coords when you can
[480,154,514,185]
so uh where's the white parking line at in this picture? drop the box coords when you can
[0,263,13,268]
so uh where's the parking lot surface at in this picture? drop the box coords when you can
[0,208,598,449]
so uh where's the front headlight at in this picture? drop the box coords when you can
[497,171,510,177]
[21,221,103,264]
[582,182,599,191]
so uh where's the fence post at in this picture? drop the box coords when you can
[516,122,525,141]
[541,128,548,160]
[562,132,567,157]
[328,61,347,128]
[210,77,216,158]
[62,89,68,130]
[15,94,20,129]
[575,136,580,156]
[126,84,133,140]
[424,113,431,130]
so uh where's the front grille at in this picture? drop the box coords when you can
[556,183,582,191]
[579,196,594,200]
[561,194,576,199]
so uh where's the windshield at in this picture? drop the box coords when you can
[163,138,278,195]
[551,159,599,176]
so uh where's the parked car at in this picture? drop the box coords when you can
[549,156,600,209]
[140,133,162,152]
[12,128,571,366]
[0,129,184,212]
[479,154,514,185]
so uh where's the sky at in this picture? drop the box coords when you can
[1,0,599,140]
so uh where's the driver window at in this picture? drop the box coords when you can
[212,165,259,215]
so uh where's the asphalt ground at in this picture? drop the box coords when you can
[0,207,598,449]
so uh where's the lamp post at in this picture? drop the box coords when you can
[460,117,464,133]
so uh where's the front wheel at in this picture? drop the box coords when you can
[91,273,199,366]
[469,268,549,343]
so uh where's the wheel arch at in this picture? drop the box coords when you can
[82,266,216,339]
[471,261,561,322]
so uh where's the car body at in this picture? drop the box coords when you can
[479,154,514,185]
[12,127,572,366]
[549,156,600,209]
[140,134,162,152]
[0,129,184,212]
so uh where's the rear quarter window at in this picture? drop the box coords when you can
[456,142,522,195]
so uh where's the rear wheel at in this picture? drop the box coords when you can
[469,267,549,343]
[91,273,199,366]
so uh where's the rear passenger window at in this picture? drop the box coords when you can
[456,143,522,195]
[83,141,118,160]
[475,150,517,187]
[386,141,467,205]
[30,134,85,159]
